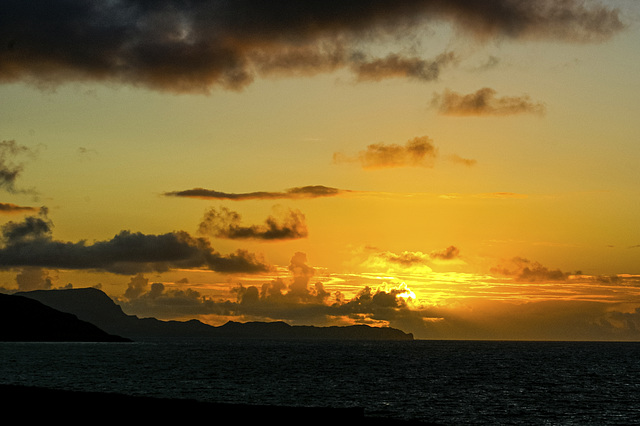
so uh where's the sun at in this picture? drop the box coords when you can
[395,282,417,301]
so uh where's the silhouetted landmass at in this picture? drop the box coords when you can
[0,293,131,342]
[16,288,414,341]
[0,384,432,425]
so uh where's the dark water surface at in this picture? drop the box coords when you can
[1,339,639,424]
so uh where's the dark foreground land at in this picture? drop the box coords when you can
[0,384,433,425]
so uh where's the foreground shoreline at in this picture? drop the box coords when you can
[0,384,433,425]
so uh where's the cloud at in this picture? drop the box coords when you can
[124,273,150,300]
[490,257,570,282]
[351,52,457,82]
[361,246,461,271]
[430,245,461,260]
[0,203,37,214]
[113,252,640,340]
[0,140,38,194]
[0,1,623,93]
[374,251,431,267]
[432,88,546,116]
[0,209,271,275]
[198,206,308,240]
[334,136,437,169]
[165,185,348,200]
[119,252,418,327]
[1,206,52,242]
[448,154,477,167]
[15,267,53,292]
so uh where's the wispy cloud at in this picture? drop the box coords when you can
[0,140,38,195]
[430,246,461,261]
[0,1,623,93]
[490,257,570,282]
[0,202,37,214]
[359,246,462,273]
[432,88,546,116]
[351,52,457,82]
[334,136,438,169]
[448,154,477,167]
[165,185,349,200]
[198,206,308,241]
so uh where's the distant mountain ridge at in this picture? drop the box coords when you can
[15,288,414,341]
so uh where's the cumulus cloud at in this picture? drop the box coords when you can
[432,87,546,116]
[120,251,420,328]
[113,252,640,340]
[198,206,308,240]
[1,206,52,242]
[0,1,624,93]
[334,136,438,169]
[165,185,348,200]
[15,267,53,292]
[0,209,271,275]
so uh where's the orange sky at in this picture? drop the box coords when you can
[1,1,639,340]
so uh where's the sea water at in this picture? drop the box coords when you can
[1,339,639,424]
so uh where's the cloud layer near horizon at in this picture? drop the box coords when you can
[109,251,640,341]
[0,1,624,93]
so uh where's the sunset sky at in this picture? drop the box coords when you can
[1,0,640,340]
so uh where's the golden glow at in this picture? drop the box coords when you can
[1,2,639,340]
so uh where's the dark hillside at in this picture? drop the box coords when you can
[0,293,130,342]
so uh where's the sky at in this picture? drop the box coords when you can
[1,0,640,340]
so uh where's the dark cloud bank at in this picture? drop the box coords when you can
[0,0,624,92]
[0,208,270,275]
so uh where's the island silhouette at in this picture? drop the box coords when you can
[4,287,413,342]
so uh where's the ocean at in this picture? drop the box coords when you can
[1,339,639,424]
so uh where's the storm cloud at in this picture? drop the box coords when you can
[0,1,624,93]
[198,206,308,240]
[0,209,271,275]
[432,87,547,116]
[165,185,348,200]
